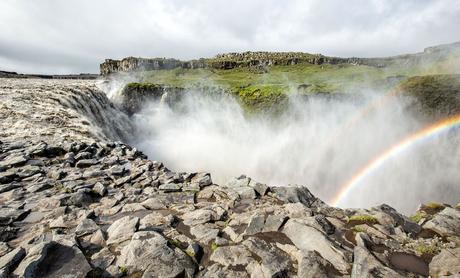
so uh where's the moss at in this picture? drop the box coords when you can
[118,266,128,274]
[169,239,182,249]
[348,214,378,225]
[352,226,366,233]
[425,202,443,210]
[125,82,164,91]
[409,211,428,223]
[210,242,219,251]
[237,84,288,113]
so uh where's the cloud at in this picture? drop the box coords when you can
[0,0,459,73]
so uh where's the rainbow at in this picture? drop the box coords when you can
[331,114,460,207]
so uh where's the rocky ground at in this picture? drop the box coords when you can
[0,78,459,277]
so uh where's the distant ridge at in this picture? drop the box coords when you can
[100,41,460,75]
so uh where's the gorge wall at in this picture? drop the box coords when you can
[100,41,460,75]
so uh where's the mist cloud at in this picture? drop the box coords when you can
[130,91,460,213]
[1,0,459,74]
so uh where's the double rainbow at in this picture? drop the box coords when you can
[331,114,460,207]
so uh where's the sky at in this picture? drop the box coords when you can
[0,0,459,74]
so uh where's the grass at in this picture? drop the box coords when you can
[348,214,378,225]
[398,74,460,117]
[414,242,439,256]
[121,48,460,114]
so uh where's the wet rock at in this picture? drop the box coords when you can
[429,247,460,277]
[13,241,91,278]
[0,247,25,277]
[423,207,460,237]
[106,216,139,245]
[117,231,196,277]
[282,219,349,273]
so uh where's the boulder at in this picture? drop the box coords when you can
[117,231,196,277]
[298,250,339,277]
[244,213,265,235]
[429,247,460,277]
[210,245,255,267]
[190,224,219,244]
[13,241,91,278]
[182,207,223,226]
[75,159,98,168]
[423,207,460,237]
[351,242,403,277]
[75,219,99,237]
[92,182,107,197]
[282,219,349,273]
[242,237,292,277]
[90,247,115,270]
[0,247,25,277]
[106,216,139,245]
[271,186,323,208]
[0,154,28,168]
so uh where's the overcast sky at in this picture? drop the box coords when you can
[1,0,459,74]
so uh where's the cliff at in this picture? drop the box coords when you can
[100,41,460,75]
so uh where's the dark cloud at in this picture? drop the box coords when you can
[0,0,459,74]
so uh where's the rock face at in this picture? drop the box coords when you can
[0,78,458,277]
[100,42,460,75]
